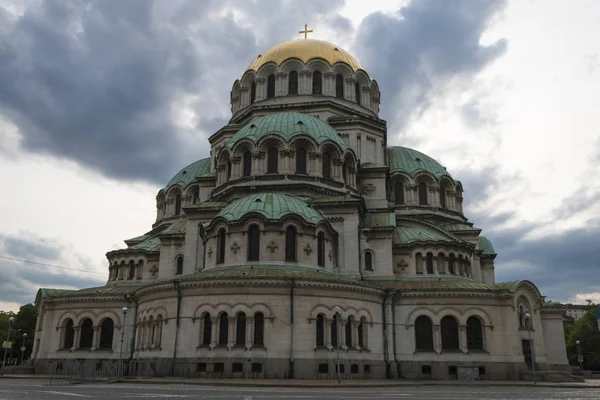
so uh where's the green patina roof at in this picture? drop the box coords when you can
[387,146,451,179]
[216,193,324,224]
[366,212,396,228]
[39,284,143,300]
[227,112,348,150]
[375,278,497,291]
[440,223,481,233]
[393,226,455,245]
[163,157,211,192]
[489,281,520,292]
[479,236,496,255]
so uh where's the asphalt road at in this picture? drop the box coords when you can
[0,380,599,400]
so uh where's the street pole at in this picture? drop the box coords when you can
[1,317,14,376]
[20,333,27,365]
[576,340,583,371]
[119,307,128,377]
[525,312,536,385]
[334,306,341,384]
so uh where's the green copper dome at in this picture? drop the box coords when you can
[227,112,348,150]
[163,157,212,191]
[216,193,324,224]
[387,146,451,179]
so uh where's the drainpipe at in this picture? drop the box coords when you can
[172,281,182,375]
[390,289,399,378]
[289,278,295,379]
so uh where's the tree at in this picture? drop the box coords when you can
[0,304,37,363]
[565,305,600,370]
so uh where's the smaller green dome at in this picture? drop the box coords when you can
[227,112,348,150]
[387,146,451,179]
[216,193,324,224]
[164,157,211,191]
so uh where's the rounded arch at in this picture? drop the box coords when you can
[255,62,278,80]
[231,303,252,316]
[306,59,332,74]
[239,70,257,89]
[406,307,437,326]
[74,311,99,327]
[165,185,183,199]
[248,302,275,319]
[280,218,305,235]
[241,218,267,233]
[256,134,287,153]
[354,70,371,88]
[363,249,374,271]
[289,135,318,153]
[95,310,123,327]
[331,62,353,79]
[279,59,305,75]
[437,308,464,325]
[413,172,436,185]
[320,142,343,160]
[230,138,256,158]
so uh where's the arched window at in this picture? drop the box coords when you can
[345,317,352,347]
[316,314,325,347]
[364,251,373,271]
[192,187,200,205]
[63,319,75,349]
[355,82,361,105]
[202,313,212,345]
[236,313,246,346]
[394,182,404,205]
[267,147,278,173]
[426,252,434,274]
[415,316,434,350]
[243,150,252,177]
[79,318,94,349]
[285,227,297,262]
[322,152,331,179]
[418,182,428,205]
[331,314,339,347]
[358,319,365,348]
[217,229,226,264]
[248,224,260,262]
[466,316,484,350]
[317,232,325,267]
[288,71,298,95]
[441,316,460,350]
[128,260,135,280]
[176,255,183,275]
[415,252,423,274]
[295,147,307,174]
[342,160,348,184]
[312,71,322,94]
[254,312,264,346]
[227,160,232,180]
[99,318,114,349]
[175,194,182,215]
[449,254,456,274]
[335,74,344,98]
[250,81,256,104]
[267,74,275,98]
[440,181,447,208]
[218,313,229,345]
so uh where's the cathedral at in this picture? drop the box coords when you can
[32,33,570,380]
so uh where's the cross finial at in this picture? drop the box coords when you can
[298,23,313,39]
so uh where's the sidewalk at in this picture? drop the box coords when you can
[2,374,600,388]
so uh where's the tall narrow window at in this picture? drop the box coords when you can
[218,313,229,345]
[227,161,232,180]
[235,313,246,346]
[176,256,183,275]
[335,74,344,98]
[243,151,252,177]
[418,182,428,205]
[317,232,325,267]
[128,260,135,280]
[99,318,114,349]
[331,314,339,347]
[192,187,200,205]
[316,314,324,347]
[267,147,278,173]
[254,312,264,346]
[285,227,297,262]
[415,316,434,350]
[449,254,456,274]
[288,71,298,95]
[364,251,373,271]
[440,181,447,208]
[175,194,182,215]
[441,316,460,350]
[79,318,94,349]
[394,182,404,205]
[250,81,256,104]
[248,224,260,261]
[355,82,361,105]
[466,317,484,350]
[202,313,212,345]
[267,74,275,98]
[426,252,434,274]
[296,147,307,174]
[312,71,322,94]
[345,317,352,347]
[322,152,331,179]
[63,319,75,349]
[342,160,348,184]
[358,319,365,348]
[217,229,226,264]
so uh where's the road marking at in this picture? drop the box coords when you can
[38,390,92,397]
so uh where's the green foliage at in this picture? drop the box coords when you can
[0,304,37,361]
[565,306,600,370]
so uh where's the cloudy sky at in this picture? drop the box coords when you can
[0,0,598,311]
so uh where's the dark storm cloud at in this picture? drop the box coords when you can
[0,232,105,305]
[0,0,349,184]
[354,0,507,134]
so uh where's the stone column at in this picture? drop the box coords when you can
[255,78,266,102]
[91,325,99,351]
[275,72,286,97]
[72,326,81,350]
[353,320,360,350]
[459,325,468,353]
[333,158,343,181]
[323,72,335,96]
[245,317,254,349]
[345,78,355,101]
[227,317,236,349]
[280,150,291,174]
[437,255,446,274]
[429,185,440,207]
[210,317,218,348]
[433,325,441,354]
[325,319,332,349]
[299,70,311,95]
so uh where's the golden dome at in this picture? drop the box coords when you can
[246,39,363,72]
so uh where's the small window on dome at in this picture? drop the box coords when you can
[297,120,304,125]
[250,124,256,128]
[415,157,421,162]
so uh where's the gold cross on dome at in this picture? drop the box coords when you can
[299,23,313,39]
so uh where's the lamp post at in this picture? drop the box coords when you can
[576,340,583,371]
[20,333,27,365]
[119,307,128,377]
[334,306,341,384]
[1,316,15,376]
[524,312,536,385]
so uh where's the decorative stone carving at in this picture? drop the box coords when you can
[149,265,158,277]
[394,259,408,274]
[230,242,240,254]
[328,250,333,261]
[362,184,376,196]
[207,247,213,258]
[303,244,313,255]
[267,241,278,253]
